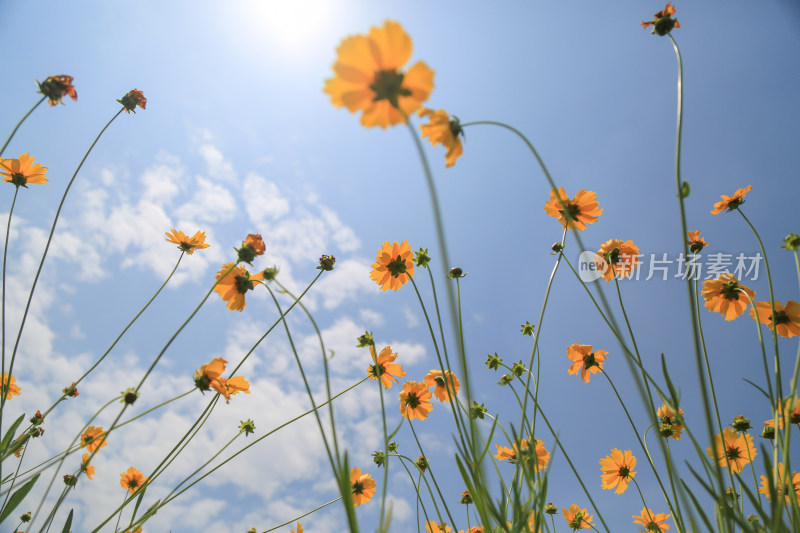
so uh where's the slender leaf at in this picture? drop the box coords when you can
[0,472,39,524]
[61,509,73,533]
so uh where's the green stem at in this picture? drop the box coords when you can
[405,417,456,527]
[261,498,341,532]
[0,187,18,488]
[0,96,46,157]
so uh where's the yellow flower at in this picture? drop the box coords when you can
[494,438,549,471]
[759,463,800,504]
[38,75,78,106]
[369,241,415,291]
[749,300,800,338]
[80,454,95,480]
[399,381,433,421]
[165,229,210,254]
[599,448,636,494]
[706,428,756,473]
[194,357,251,403]
[0,153,48,187]
[562,504,593,530]
[657,403,685,440]
[324,21,434,128]
[423,369,460,402]
[350,467,376,506]
[701,273,755,321]
[543,188,602,231]
[119,89,147,114]
[632,507,671,532]
[214,263,264,311]
[367,346,406,389]
[290,523,303,533]
[594,239,640,281]
[418,108,463,167]
[686,230,709,254]
[425,522,452,533]
[120,466,148,494]
[80,426,108,453]
[711,185,751,214]
[565,344,607,383]
[0,373,21,400]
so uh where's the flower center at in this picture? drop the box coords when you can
[560,203,581,224]
[720,281,741,300]
[234,273,254,294]
[370,69,412,108]
[618,466,630,479]
[352,480,365,495]
[10,173,27,187]
[404,391,421,409]
[582,352,598,369]
[646,522,661,532]
[771,310,790,326]
[369,363,384,378]
[387,256,407,277]
[603,247,620,265]
[434,376,446,387]
[725,445,743,461]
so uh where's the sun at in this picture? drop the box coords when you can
[241,0,336,52]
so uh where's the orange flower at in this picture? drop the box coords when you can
[119,89,147,114]
[38,75,78,106]
[759,463,800,504]
[706,428,756,473]
[350,467,376,506]
[80,454,95,480]
[418,108,463,167]
[711,185,751,215]
[543,188,602,231]
[686,230,709,254]
[657,404,685,440]
[632,507,671,532]
[0,153,48,187]
[214,262,264,311]
[370,241,415,291]
[399,381,433,421]
[494,439,549,471]
[424,369,460,402]
[80,426,108,453]
[594,239,640,281]
[194,357,250,403]
[494,444,516,462]
[749,300,800,338]
[425,521,452,533]
[120,467,148,494]
[324,21,434,128]
[0,373,21,400]
[565,344,607,383]
[785,396,800,426]
[562,504,593,530]
[641,3,680,35]
[165,229,210,254]
[367,346,406,389]
[701,273,755,321]
[290,523,303,533]
[599,448,637,494]
[244,234,266,255]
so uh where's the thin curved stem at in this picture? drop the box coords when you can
[0,96,46,157]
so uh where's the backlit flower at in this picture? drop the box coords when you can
[370,241,415,291]
[566,344,607,383]
[80,454,95,480]
[165,229,210,254]
[686,230,709,254]
[214,262,264,311]
[641,3,680,35]
[425,521,452,533]
[600,448,637,494]
[324,21,434,128]
[711,185,751,214]
[494,439,549,471]
[350,467,376,506]
[0,153,48,187]
[749,300,800,338]
[1,373,20,400]
[399,380,433,420]
[418,108,463,167]
[424,369,460,402]
[244,234,266,255]
[194,357,250,403]
[367,346,406,389]
[785,396,800,426]
[706,428,756,473]
[562,504,593,530]
[120,467,148,494]
[290,523,303,533]
[759,463,800,504]
[657,403,685,440]
[118,89,147,114]
[632,507,671,532]
[701,274,755,321]
[594,239,640,281]
[543,188,602,231]
[38,75,78,106]
[81,426,108,453]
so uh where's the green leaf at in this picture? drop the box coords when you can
[1,413,25,450]
[61,509,73,533]
[680,181,690,198]
[0,472,39,524]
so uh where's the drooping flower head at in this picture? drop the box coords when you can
[194,357,251,403]
[80,426,108,453]
[641,3,680,35]
[657,403,685,440]
[399,380,433,420]
[749,300,800,338]
[120,467,148,494]
[350,467,376,506]
[165,229,210,255]
[494,438,549,471]
[214,262,264,311]
[370,240,415,291]
[686,230,709,254]
[0,153,48,187]
[632,507,671,532]
[706,428,756,473]
[599,448,637,494]
[80,454,95,480]
[418,108,463,167]
[37,75,78,106]
[1,373,21,400]
[423,369,460,402]
[543,188,602,231]
[324,21,434,128]
[711,185,751,214]
[237,234,266,264]
[565,344,607,383]
[367,346,406,389]
[118,89,147,114]
[562,504,593,530]
[759,463,800,504]
[594,239,640,281]
[701,273,755,321]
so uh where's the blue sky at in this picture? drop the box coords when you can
[1,1,799,531]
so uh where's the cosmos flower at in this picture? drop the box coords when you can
[214,262,264,311]
[80,454,95,480]
[424,522,452,533]
[641,3,680,35]
[701,273,755,321]
[562,504,593,530]
[418,108,464,167]
[165,229,210,254]
[370,241,415,291]
[657,403,685,440]
[399,381,433,421]
[543,188,602,231]
[0,373,21,400]
[711,185,751,215]
[599,448,637,494]
[80,426,108,453]
[594,239,640,281]
[706,428,756,473]
[118,89,147,114]
[38,75,78,106]
[686,230,709,254]
[494,438,549,471]
[367,346,406,389]
[120,467,148,494]
[565,344,607,383]
[0,153,48,187]
[423,369,460,402]
[350,467,376,506]
[749,300,800,338]
[759,463,800,504]
[632,507,671,532]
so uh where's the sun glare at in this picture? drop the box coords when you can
[243,0,334,51]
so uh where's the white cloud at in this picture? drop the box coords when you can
[198,144,237,183]
[243,172,291,224]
